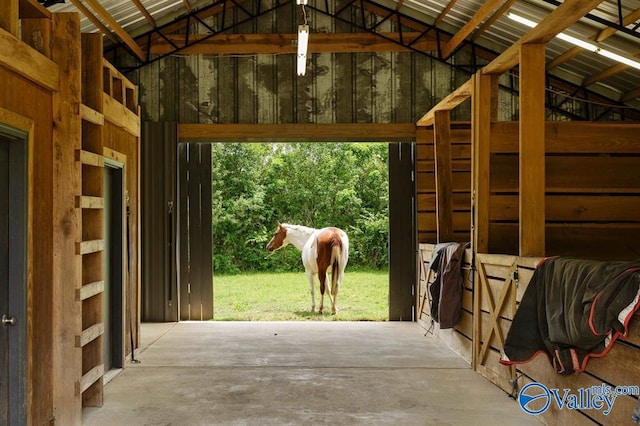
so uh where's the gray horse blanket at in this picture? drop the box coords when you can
[500,257,640,374]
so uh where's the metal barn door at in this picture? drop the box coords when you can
[178,143,213,320]
[0,132,27,425]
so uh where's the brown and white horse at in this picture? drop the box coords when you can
[266,223,349,314]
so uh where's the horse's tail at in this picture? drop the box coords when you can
[330,239,342,292]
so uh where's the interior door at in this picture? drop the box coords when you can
[0,131,27,425]
[103,163,124,372]
[0,137,9,423]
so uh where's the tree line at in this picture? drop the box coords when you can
[212,142,389,274]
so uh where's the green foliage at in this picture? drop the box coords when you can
[212,271,388,321]
[212,142,389,274]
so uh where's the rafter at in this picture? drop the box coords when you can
[131,0,156,28]
[434,0,458,27]
[78,0,145,60]
[622,87,640,102]
[69,0,118,44]
[547,6,640,70]
[441,0,503,59]
[472,0,516,42]
[149,32,437,55]
[583,62,629,87]
[482,0,606,76]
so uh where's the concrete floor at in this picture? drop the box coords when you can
[84,322,540,425]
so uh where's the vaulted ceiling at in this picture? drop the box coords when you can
[47,0,640,118]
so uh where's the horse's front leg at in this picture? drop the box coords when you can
[307,271,316,313]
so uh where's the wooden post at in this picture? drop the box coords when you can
[433,110,454,242]
[471,72,496,371]
[519,44,546,257]
[0,0,19,37]
[472,74,493,254]
[51,12,82,425]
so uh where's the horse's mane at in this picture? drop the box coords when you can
[281,223,317,234]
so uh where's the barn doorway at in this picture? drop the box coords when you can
[0,127,28,425]
[103,159,125,373]
[184,142,413,321]
[141,124,416,323]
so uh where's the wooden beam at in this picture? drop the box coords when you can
[80,103,104,125]
[19,0,51,19]
[441,0,504,59]
[433,110,454,243]
[69,0,118,44]
[472,74,491,254]
[416,78,472,126]
[519,44,546,257]
[547,7,640,70]
[76,149,104,167]
[434,0,459,27]
[131,0,156,28]
[51,12,82,425]
[76,281,104,301]
[582,62,629,87]
[546,45,583,70]
[178,123,417,141]
[76,240,104,255]
[0,0,19,37]
[472,0,516,42]
[0,27,58,91]
[75,323,104,347]
[182,0,192,13]
[595,7,640,42]
[76,0,145,60]
[103,95,140,137]
[76,365,103,395]
[150,32,438,55]
[482,0,606,76]
[622,87,640,102]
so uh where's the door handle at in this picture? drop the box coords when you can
[2,314,16,326]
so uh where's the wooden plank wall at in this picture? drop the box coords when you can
[416,125,472,244]
[134,1,474,125]
[475,253,640,425]
[416,122,640,262]
[0,17,56,426]
[489,122,640,259]
[417,244,474,364]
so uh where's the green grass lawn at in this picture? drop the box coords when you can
[212,270,388,321]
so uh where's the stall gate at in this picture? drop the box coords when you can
[418,244,640,425]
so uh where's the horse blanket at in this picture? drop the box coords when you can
[500,257,640,374]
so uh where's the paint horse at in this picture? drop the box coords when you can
[267,223,349,314]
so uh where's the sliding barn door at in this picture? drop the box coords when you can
[388,142,417,321]
[178,143,213,320]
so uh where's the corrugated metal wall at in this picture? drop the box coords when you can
[134,1,484,125]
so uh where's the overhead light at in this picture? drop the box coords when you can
[297,24,309,76]
[507,12,640,71]
[296,0,308,4]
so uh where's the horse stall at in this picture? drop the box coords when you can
[0,7,141,423]
[416,119,640,424]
